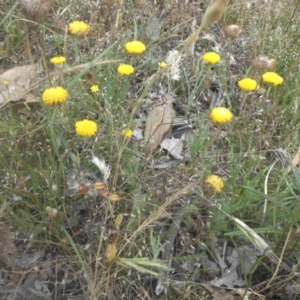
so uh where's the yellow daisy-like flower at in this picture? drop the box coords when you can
[3,80,9,85]
[262,72,284,86]
[42,86,68,106]
[205,175,225,193]
[159,61,167,68]
[68,21,90,37]
[122,128,133,138]
[75,119,98,137]
[50,56,66,65]
[209,107,233,126]
[202,52,221,64]
[238,78,259,91]
[90,85,100,93]
[117,64,135,76]
[125,41,146,55]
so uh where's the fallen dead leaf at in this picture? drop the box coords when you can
[145,101,176,154]
[0,63,42,108]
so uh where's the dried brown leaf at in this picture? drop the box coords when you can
[0,64,42,106]
[145,102,176,153]
[286,144,300,174]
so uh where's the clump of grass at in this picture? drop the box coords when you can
[1,0,300,299]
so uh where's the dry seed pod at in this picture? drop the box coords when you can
[109,193,120,202]
[19,0,51,17]
[252,56,276,71]
[115,215,123,227]
[93,182,106,190]
[100,189,110,198]
[223,24,244,38]
[106,243,117,262]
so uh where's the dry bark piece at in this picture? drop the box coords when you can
[145,101,176,153]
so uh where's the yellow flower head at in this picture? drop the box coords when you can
[209,107,233,126]
[159,61,167,68]
[262,72,284,86]
[50,56,66,65]
[42,86,68,105]
[75,119,98,137]
[3,80,9,85]
[117,64,135,76]
[202,52,221,64]
[205,175,225,193]
[238,78,259,91]
[122,128,133,138]
[68,21,90,37]
[90,85,100,93]
[125,41,146,55]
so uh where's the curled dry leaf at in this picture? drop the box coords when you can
[106,243,117,262]
[145,101,176,154]
[0,63,42,108]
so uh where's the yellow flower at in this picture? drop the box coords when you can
[238,78,259,91]
[117,64,135,76]
[125,41,146,55]
[122,128,133,138]
[68,21,90,37]
[262,72,284,86]
[50,56,66,65]
[42,86,68,105]
[75,119,98,137]
[159,61,167,68]
[202,52,221,64]
[209,107,233,125]
[3,80,9,85]
[205,175,225,193]
[90,85,99,93]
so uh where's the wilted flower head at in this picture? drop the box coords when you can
[209,107,233,125]
[117,64,135,76]
[223,24,244,38]
[68,21,90,37]
[42,86,68,105]
[75,119,98,137]
[238,78,259,91]
[19,0,51,17]
[202,52,221,64]
[205,175,225,193]
[262,72,284,86]
[125,41,146,55]
[252,56,276,71]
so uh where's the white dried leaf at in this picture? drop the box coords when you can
[160,137,183,159]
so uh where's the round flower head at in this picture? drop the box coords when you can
[42,86,68,105]
[202,52,221,64]
[90,85,99,93]
[262,72,284,86]
[125,41,146,55]
[50,56,66,65]
[252,56,276,71]
[205,175,224,193]
[223,25,244,38]
[209,107,233,126]
[122,128,133,138]
[159,62,167,68]
[238,78,259,91]
[68,21,90,37]
[75,119,98,137]
[117,64,135,76]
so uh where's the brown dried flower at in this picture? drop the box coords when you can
[223,25,244,38]
[19,0,51,17]
[252,56,276,71]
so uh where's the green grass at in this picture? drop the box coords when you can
[1,0,300,299]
